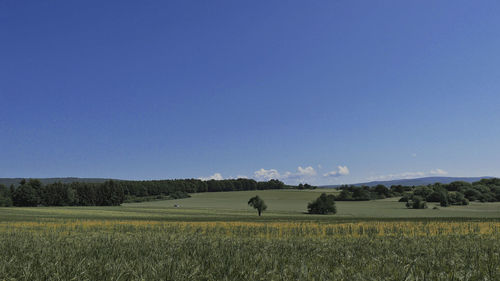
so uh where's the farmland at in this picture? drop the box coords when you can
[1,190,500,280]
[3,189,500,222]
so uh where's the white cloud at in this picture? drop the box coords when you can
[199,173,223,181]
[297,166,317,176]
[252,165,349,185]
[253,166,318,182]
[338,165,350,175]
[323,171,339,177]
[254,168,281,180]
[411,153,417,157]
[323,165,350,177]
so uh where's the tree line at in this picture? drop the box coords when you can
[335,178,500,208]
[0,178,286,207]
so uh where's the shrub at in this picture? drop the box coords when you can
[406,196,427,209]
[399,194,411,202]
[308,193,337,214]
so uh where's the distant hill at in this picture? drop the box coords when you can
[321,176,493,188]
[0,177,113,187]
[1,176,494,189]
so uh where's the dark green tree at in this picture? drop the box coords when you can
[97,180,125,206]
[248,195,267,216]
[390,185,406,194]
[0,184,13,207]
[447,181,472,192]
[438,190,450,207]
[449,192,469,205]
[308,193,337,214]
[12,184,40,207]
[405,196,427,209]
[373,185,390,198]
[352,188,371,201]
[463,188,481,201]
[336,189,353,201]
[42,182,76,206]
[413,186,433,199]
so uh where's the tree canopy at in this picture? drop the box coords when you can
[248,196,267,216]
[308,193,337,214]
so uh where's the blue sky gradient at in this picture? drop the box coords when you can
[1,1,499,185]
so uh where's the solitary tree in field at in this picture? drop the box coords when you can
[248,196,267,216]
[308,193,337,214]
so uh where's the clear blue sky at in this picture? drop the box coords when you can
[1,1,499,185]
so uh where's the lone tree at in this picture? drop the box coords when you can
[308,193,337,214]
[248,195,267,216]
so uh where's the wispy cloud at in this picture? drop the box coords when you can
[254,166,318,181]
[254,165,349,184]
[199,172,224,181]
[430,168,447,175]
[323,165,350,177]
[367,169,448,181]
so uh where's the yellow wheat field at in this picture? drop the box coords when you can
[1,220,498,238]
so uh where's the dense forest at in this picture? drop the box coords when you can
[0,178,286,207]
[335,178,500,207]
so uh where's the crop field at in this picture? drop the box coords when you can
[1,190,500,280]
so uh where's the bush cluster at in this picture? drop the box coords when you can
[308,193,337,214]
[335,178,500,206]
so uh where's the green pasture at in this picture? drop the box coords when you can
[1,189,499,222]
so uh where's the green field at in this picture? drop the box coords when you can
[2,189,499,222]
[1,190,500,280]
[162,189,500,218]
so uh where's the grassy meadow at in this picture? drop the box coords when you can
[2,189,500,222]
[1,189,500,280]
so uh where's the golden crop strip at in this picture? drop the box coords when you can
[0,220,498,238]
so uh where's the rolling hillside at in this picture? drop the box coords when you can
[321,176,493,188]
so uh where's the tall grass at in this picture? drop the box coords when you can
[0,220,499,280]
